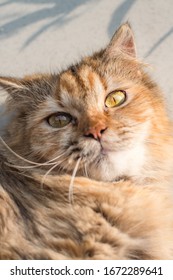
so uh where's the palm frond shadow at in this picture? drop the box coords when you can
[145,26,173,57]
[0,0,97,49]
[108,0,137,38]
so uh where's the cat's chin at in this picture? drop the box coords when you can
[84,152,118,182]
[86,142,146,182]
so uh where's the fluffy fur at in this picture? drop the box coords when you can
[0,23,173,259]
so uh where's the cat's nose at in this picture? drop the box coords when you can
[84,123,107,140]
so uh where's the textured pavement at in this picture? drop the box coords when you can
[0,0,173,118]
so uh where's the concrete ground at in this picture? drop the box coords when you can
[0,0,173,119]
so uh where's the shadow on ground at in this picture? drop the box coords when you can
[0,0,98,48]
[108,0,173,58]
[0,0,172,56]
[145,26,173,57]
[108,0,136,37]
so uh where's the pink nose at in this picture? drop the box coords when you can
[84,123,107,140]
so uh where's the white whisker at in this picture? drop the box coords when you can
[4,153,66,170]
[0,136,66,169]
[68,157,81,204]
[0,136,47,166]
[84,163,89,178]
[40,153,68,187]
[41,162,61,188]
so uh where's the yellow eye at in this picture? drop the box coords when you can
[105,90,126,108]
[47,113,72,128]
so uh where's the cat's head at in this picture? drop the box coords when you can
[0,23,172,182]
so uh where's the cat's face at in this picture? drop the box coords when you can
[0,24,168,182]
[34,64,151,182]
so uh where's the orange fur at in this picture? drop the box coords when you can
[0,23,173,259]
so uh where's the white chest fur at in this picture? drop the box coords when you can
[101,143,147,181]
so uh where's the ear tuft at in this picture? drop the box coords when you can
[105,22,136,58]
[0,77,27,95]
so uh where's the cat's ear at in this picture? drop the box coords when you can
[105,22,136,58]
[0,76,29,100]
[0,74,56,105]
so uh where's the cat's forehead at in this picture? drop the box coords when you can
[61,65,105,95]
[55,64,107,111]
[54,63,135,108]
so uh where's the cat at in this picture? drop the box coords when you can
[0,23,173,260]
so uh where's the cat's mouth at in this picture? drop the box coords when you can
[78,141,114,161]
[73,139,117,160]
[63,137,128,181]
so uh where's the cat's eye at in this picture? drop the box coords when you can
[105,90,126,108]
[47,112,72,128]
